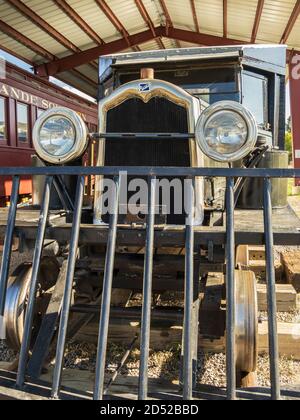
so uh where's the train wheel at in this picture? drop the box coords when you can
[4,257,60,351]
[235,269,258,379]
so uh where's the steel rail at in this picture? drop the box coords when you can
[138,176,156,400]
[51,176,85,398]
[0,176,20,316]
[0,167,298,178]
[225,177,236,400]
[183,179,195,400]
[94,175,121,400]
[263,178,281,400]
[16,176,53,388]
[92,133,196,139]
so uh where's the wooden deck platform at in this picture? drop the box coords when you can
[0,367,299,400]
[0,206,299,247]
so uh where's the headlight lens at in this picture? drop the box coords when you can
[196,101,258,162]
[40,116,76,157]
[33,107,88,164]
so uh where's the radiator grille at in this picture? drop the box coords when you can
[104,97,190,224]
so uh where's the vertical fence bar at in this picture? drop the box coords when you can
[263,177,280,400]
[0,176,20,316]
[94,175,121,400]
[138,176,156,400]
[183,178,194,400]
[225,177,236,400]
[16,176,53,388]
[51,175,85,398]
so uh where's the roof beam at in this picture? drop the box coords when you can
[35,28,157,77]
[135,0,165,49]
[94,0,140,51]
[33,24,298,78]
[0,46,96,94]
[0,44,34,66]
[223,0,228,38]
[6,0,98,72]
[280,0,300,44]
[190,0,200,33]
[163,26,244,47]
[159,0,181,48]
[251,0,264,43]
[0,19,97,89]
[35,26,247,77]
[0,18,54,61]
[6,0,80,53]
[52,0,104,45]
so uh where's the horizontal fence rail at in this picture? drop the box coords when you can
[0,165,299,401]
[0,166,298,178]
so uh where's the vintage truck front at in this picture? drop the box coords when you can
[0,45,299,401]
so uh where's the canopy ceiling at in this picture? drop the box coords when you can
[0,0,299,97]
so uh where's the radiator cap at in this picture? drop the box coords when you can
[140,68,154,79]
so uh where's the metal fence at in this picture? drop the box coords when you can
[0,165,300,401]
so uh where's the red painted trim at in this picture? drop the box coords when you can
[35,28,156,76]
[0,96,8,146]
[4,62,97,119]
[289,55,300,185]
[223,0,228,38]
[251,0,264,43]
[0,19,97,90]
[0,62,98,199]
[190,0,200,33]
[7,98,16,148]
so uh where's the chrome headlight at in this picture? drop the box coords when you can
[195,101,258,162]
[33,107,88,164]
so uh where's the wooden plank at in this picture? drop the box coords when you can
[0,385,48,400]
[0,368,299,400]
[248,246,266,261]
[249,260,282,281]
[76,320,300,360]
[257,283,298,312]
[281,251,300,292]
[258,321,300,359]
[76,322,226,353]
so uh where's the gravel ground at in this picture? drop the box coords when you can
[259,309,300,323]
[1,339,300,388]
[61,343,300,388]
[0,340,15,363]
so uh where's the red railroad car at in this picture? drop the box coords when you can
[0,62,97,204]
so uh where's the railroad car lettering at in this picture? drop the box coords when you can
[0,83,9,96]
[10,87,20,100]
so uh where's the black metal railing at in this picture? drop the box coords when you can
[0,165,300,401]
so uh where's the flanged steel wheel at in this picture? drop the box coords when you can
[235,269,258,374]
[4,257,60,351]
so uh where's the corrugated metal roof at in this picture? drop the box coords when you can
[0,0,299,97]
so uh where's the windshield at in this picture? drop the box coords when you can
[242,71,268,127]
[179,67,240,104]
[118,66,268,127]
[119,66,240,105]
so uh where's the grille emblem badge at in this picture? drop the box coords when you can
[139,82,151,92]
